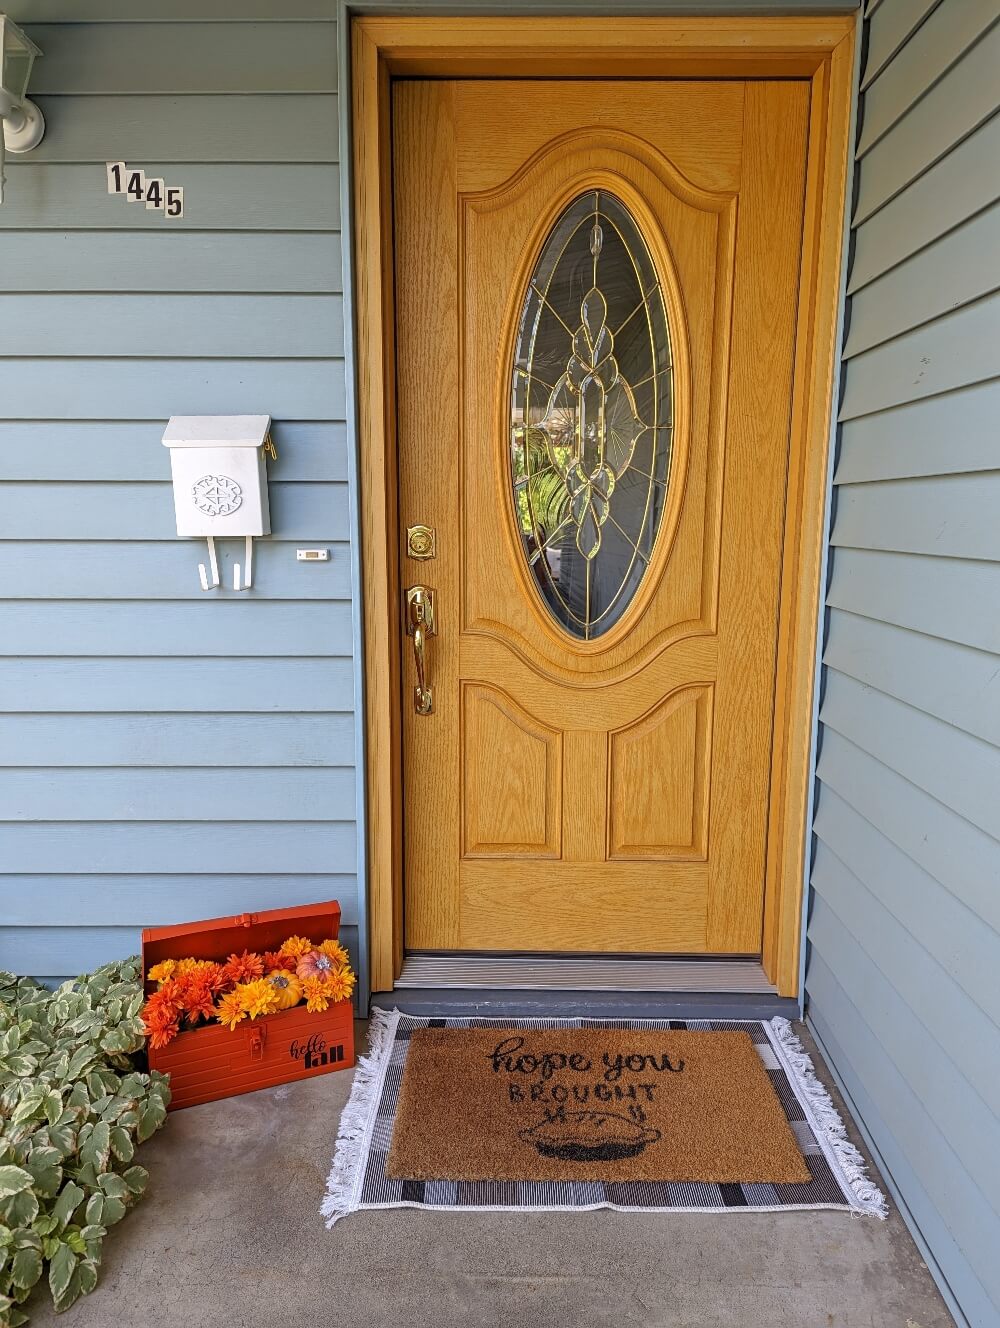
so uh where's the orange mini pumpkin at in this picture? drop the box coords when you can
[296,949,336,982]
[265,969,303,1011]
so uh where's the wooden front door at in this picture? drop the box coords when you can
[394,78,811,956]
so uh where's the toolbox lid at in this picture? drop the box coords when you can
[142,900,341,977]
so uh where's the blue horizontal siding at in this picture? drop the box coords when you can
[0,715,355,766]
[2,877,358,928]
[2,925,360,983]
[808,7,1000,1323]
[0,483,348,539]
[0,12,360,994]
[0,421,349,480]
[0,361,346,419]
[0,658,353,712]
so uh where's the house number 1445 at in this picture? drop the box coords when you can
[106,162,183,218]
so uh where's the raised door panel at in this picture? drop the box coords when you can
[609,684,713,859]
[462,683,562,857]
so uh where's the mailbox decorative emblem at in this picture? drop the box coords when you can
[193,474,243,518]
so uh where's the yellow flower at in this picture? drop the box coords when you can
[147,959,177,986]
[301,976,332,1013]
[324,967,356,1004]
[318,940,350,969]
[278,935,315,959]
[215,989,247,1031]
[237,979,280,1020]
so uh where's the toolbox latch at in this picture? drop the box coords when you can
[248,1025,266,1061]
[235,912,257,928]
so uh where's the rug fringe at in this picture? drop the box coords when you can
[768,1017,888,1219]
[321,1005,400,1228]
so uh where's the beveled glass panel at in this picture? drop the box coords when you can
[510,190,673,640]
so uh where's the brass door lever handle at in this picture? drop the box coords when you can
[405,585,436,715]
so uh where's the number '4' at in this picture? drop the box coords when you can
[125,169,145,202]
[145,178,164,211]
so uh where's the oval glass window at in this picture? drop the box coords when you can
[510,190,674,640]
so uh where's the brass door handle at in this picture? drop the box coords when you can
[405,585,436,715]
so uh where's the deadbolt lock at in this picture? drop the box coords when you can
[406,524,436,561]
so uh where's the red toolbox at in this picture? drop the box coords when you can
[142,900,355,1111]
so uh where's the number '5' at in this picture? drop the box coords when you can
[165,187,184,219]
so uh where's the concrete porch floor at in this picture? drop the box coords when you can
[27,1022,952,1328]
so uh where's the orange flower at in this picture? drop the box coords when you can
[147,1022,179,1050]
[223,950,265,984]
[261,949,288,971]
[237,979,280,1020]
[147,959,177,985]
[215,989,247,1031]
[177,973,217,1025]
[278,935,314,960]
[323,966,356,1004]
[301,976,332,1013]
[318,940,350,969]
[175,957,219,978]
[142,987,182,1046]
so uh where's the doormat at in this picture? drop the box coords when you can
[389,1026,810,1184]
[321,1012,887,1225]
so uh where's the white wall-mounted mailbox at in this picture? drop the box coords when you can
[162,415,273,592]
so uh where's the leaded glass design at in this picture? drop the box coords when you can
[510,190,674,640]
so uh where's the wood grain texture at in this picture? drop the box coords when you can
[760,28,854,994]
[353,19,403,987]
[398,77,806,957]
[462,685,562,858]
[356,15,855,991]
[608,686,712,860]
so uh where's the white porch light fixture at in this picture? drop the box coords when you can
[0,14,44,205]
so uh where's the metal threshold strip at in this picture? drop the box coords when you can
[396,953,776,994]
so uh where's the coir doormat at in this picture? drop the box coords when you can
[321,1013,887,1225]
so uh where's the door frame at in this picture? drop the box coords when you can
[350,13,856,998]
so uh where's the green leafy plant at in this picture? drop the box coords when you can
[0,959,170,1324]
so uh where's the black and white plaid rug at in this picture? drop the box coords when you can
[321,1011,886,1225]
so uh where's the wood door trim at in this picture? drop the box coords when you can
[352,14,857,996]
